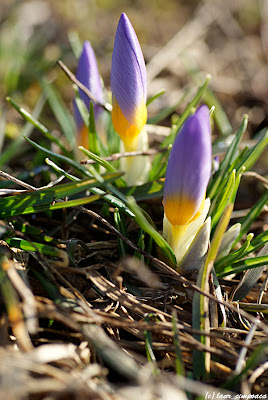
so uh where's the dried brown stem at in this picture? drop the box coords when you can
[57,60,112,112]
[80,147,168,164]
[0,170,37,191]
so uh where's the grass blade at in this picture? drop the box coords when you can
[5,237,64,258]
[193,204,233,379]
[233,244,268,301]
[215,233,254,273]
[41,78,76,149]
[0,94,46,167]
[0,176,110,218]
[217,255,268,279]
[207,115,248,199]
[210,170,236,230]
[126,196,177,267]
[122,178,165,201]
[7,97,71,157]
[25,136,93,178]
[114,208,128,256]
[237,129,268,173]
[233,189,268,246]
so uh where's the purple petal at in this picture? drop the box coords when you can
[74,41,103,130]
[111,13,147,125]
[163,105,212,224]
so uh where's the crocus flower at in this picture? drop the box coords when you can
[111,13,150,185]
[74,41,104,148]
[163,105,212,265]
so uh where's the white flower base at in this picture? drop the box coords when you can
[163,198,211,266]
[120,128,151,186]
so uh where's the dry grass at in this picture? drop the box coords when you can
[0,0,268,398]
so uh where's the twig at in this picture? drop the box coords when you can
[0,170,66,195]
[248,361,268,385]
[235,317,259,374]
[80,147,168,164]
[57,60,112,112]
[0,170,37,191]
[243,171,268,189]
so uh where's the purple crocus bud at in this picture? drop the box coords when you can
[111,13,147,152]
[163,105,212,226]
[163,105,212,264]
[74,41,103,147]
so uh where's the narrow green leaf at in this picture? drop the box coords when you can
[78,145,116,173]
[172,74,211,142]
[7,97,70,156]
[0,175,111,218]
[11,221,59,244]
[25,136,92,177]
[241,229,268,258]
[203,87,232,136]
[1,194,100,217]
[172,312,184,376]
[215,233,254,273]
[234,189,268,246]
[238,303,268,313]
[32,269,64,301]
[45,158,79,181]
[134,230,145,262]
[209,204,234,262]
[106,117,121,155]
[41,78,76,149]
[148,147,170,181]
[232,242,267,301]
[78,146,126,187]
[237,129,268,173]
[122,178,165,201]
[0,94,46,167]
[146,89,165,107]
[88,101,99,157]
[144,315,159,375]
[49,194,101,210]
[74,87,89,129]
[210,170,236,230]
[182,55,232,136]
[90,187,134,217]
[147,97,183,125]
[68,31,82,58]
[193,204,233,379]
[45,158,133,216]
[114,208,128,256]
[216,223,241,260]
[230,145,249,171]
[126,196,177,267]
[5,238,63,257]
[207,115,248,199]
[217,255,268,278]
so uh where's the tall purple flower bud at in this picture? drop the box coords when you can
[163,105,212,263]
[111,13,147,152]
[74,41,103,148]
[110,13,150,185]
